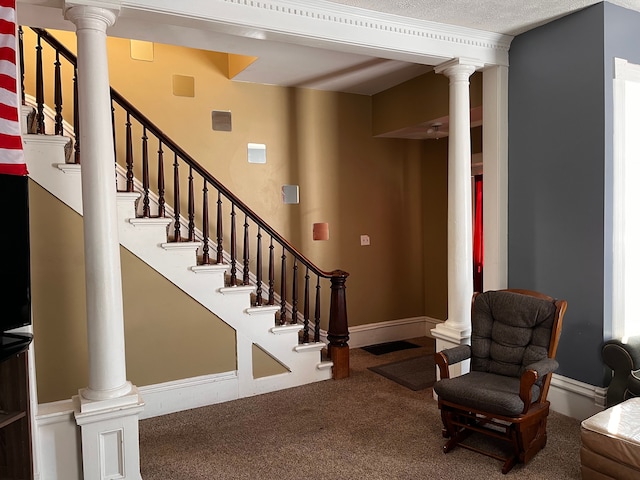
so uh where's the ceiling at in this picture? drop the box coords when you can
[231,0,640,96]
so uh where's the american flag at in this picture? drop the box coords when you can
[0,0,26,176]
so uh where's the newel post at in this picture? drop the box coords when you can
[328,270,350,379]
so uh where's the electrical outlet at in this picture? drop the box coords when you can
[360,235,370,246]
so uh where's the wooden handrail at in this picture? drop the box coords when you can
[24,26,351,378]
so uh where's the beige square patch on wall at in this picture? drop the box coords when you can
[172,75,195,98]
[130,40,154,62]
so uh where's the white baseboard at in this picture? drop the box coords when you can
[138,371,239,419]
[548,374,607,421]
[348,316,442,348]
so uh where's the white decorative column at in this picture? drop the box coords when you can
[64,2,143,479]
[431,58,484,377]
[482,65,509,292]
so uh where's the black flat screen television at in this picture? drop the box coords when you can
[0,174,31,332]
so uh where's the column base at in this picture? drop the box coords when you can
[431,322,471,400]
[74,387,145,480]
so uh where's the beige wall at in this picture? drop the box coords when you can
[29,181,239,403]
[22,28,456,401]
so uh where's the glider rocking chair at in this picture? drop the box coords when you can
[433,289,567,474]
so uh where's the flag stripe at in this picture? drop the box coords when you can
[0,103,18,121]
[0,72,16,93]
[0,0,25,176]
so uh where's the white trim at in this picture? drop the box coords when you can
[121,0,511,67]
[347,316,442,348]
[137,371,239,419]
[548,374,606,421]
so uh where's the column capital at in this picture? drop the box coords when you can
[434,57,484,79]
[64,1,120,29]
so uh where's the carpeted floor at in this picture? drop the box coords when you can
[139,337,582,479]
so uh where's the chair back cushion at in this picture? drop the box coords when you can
[471,290,557,378]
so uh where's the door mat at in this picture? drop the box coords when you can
[361,340,420,356]
[368,354,436,391]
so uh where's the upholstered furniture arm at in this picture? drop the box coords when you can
[519,358,559,412]
[435,345,471,380]
[602,336,640,371]
[602,336,640,406]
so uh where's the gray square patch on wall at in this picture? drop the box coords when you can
[212,111,232,131]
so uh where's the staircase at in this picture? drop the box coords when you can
[19,26,350,417]
[23,127,333,398]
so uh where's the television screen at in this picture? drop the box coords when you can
[0,174,31,332]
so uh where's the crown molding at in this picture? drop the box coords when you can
[121,0,512,67]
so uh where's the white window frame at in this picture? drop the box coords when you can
[612,57,640,339]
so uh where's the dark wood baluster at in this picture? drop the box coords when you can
[302,267,310,343]
[187,166,195,241]
[54,51,63,135]
[35,35,44,134]
[141,126,150,217]
[157,140,165,217]
[242,215,250,285]
[291,258,299,326]
[268,237,275,305]
[254,227,262,306]
[73,67,80,163]
[314,276,321,343]
[229,204,237,285]
[279,248,287,325]
[18,27,24,105]
[173,153,181,241]
[216,191,223,264]
[201,181,210,265]
[125,112,134,192]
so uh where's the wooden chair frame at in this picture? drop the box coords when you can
[434,289,567,474]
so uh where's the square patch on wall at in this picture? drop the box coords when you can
[172,75,195,97]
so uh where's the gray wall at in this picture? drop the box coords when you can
[508,3,606,386]
[509,2,640,386]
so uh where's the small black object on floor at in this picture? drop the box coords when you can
[361,340,420,356]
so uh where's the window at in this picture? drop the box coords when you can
[612,58,640,339]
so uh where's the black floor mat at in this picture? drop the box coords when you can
[361,340,420,356]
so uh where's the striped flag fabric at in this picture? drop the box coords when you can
[0,0,26,176]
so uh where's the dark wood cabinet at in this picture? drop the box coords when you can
[0,346,33,480]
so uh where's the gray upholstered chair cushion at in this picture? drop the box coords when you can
[434,371,541,416]
[471,290,557,379]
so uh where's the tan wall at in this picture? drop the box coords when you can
[95,35,429,327]
[22,28,453,402]
[28,181,238,403]
[372,70,483,136]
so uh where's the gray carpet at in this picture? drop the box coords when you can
[139,337,582,479]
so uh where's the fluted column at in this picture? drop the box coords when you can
[431,58,483,377]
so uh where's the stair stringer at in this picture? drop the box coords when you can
[23,133,332,408]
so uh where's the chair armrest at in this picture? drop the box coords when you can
[525,358,559,378]
[435,345,471,380]
[519,358,559,412]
